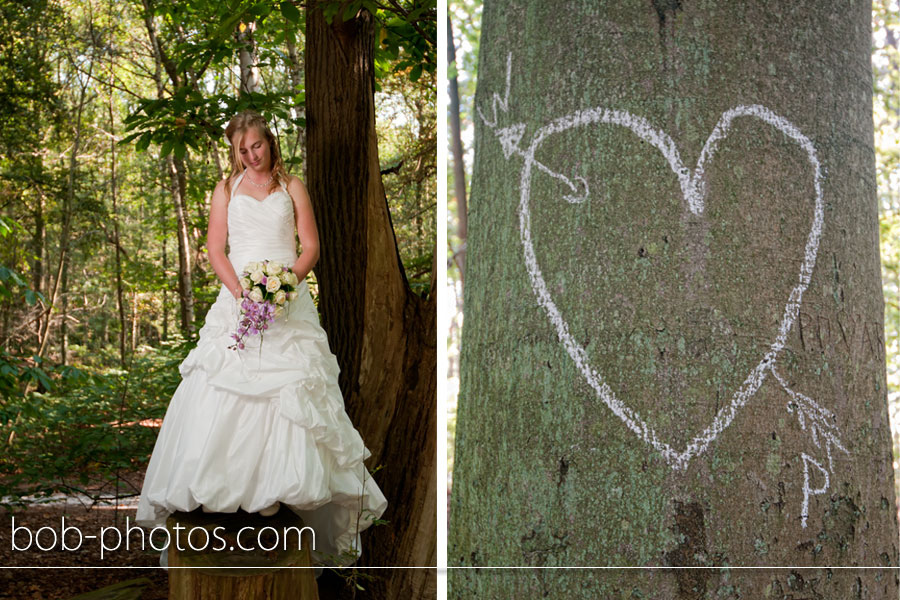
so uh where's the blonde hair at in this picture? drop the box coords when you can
[224,110,289,196]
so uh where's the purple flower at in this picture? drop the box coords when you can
[230,261,292,351]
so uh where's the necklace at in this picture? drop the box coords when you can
[245,169,273,188]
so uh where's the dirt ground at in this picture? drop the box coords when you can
[0,471,348,599]
[0,497,168,599]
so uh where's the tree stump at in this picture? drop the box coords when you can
[166,507,319,599]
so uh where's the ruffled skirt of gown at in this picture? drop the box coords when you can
[135,279,388,567]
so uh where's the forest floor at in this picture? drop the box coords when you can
[0,467,166,600]
[0,468,347,599]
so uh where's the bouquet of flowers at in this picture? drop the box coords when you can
[229,260,300,351]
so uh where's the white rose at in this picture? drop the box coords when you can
[249,269,264,283]
[274,290,286,305]
[288,291,299,301]
[266,261,284,276]
[266,276,281,293]
[283,271,299,286]
[249,287,264,302]
[245,261,263,274]
[239,277,252,290]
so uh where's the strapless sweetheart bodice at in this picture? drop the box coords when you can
[226,175,297,271]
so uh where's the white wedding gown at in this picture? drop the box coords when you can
[136,171,388,568]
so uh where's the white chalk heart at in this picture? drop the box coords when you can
[518,105,824,470]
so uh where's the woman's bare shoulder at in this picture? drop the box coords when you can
[212,175,238,206]
[285,173,306,187]
[285,174,309,196]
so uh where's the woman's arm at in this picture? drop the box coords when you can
[207,179,242,299]
[288,175,320,280]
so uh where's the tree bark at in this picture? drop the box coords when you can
[166,509,318,599]
[236,20,261,95]
[131,290,138,351]
[306,3,436,598]
[31,188,44,344]
[162,237,169,341]
[166,153,195,335]
[109,58,127,367]
[450,1,900,597]
[209,137,224,182]
[58,239,68,366]
[447,15,467,281]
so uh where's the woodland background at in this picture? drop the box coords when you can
[0,0,435,597]
[447,0,900,512]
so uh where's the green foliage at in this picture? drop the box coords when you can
[0,219,44,305]
[121,89,299,159]
[121,0,434,158]
[0,341,192,507]
[377,66,436,294]
[0,352,50,410]
[280,1,301,24]
[121,0,307,156]
[0,0,65,159]
[0,265,44,307]
[372,1,437,84]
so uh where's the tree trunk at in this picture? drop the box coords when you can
[59,244,68,366]
[81,291,89,351]
[450,1,900,597]
[166,509,318,599]
[306,4,436,599]
[447,15,467,281]
[162,237,169,341]
[109,64,127,367]
[131,290,138,352]
[209,137,224,182]
[236,20,261,95]
[31,188,44,344]
[167,154,195,336]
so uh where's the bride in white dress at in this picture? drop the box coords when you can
[135,110,388,569]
